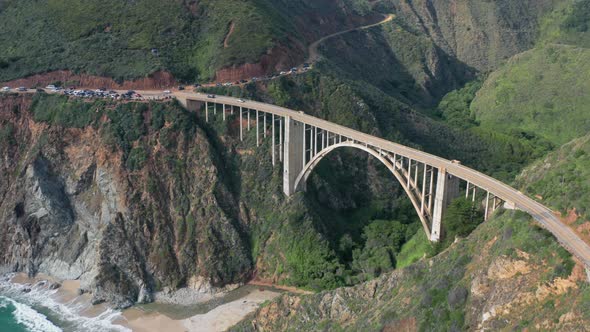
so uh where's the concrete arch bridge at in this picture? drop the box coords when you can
[175,92,590,267]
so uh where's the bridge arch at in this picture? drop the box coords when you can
[293,141,433,238]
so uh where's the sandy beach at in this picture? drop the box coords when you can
[120,308,187,332]
[181,288,280,331]
[8,273,282,332]
[120,287,280,332]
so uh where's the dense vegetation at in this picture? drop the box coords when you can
[540,0,590,47]
[516,134,590,221]
[233,211,586,331]
[471,45,590,146]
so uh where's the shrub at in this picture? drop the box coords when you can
[126,146,148,171]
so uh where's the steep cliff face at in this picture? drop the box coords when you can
[385,0,561,71]
[0,94,252,308]
[232,211,590,331]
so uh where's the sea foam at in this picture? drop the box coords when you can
[0,274,130,332]
[1,295,62,332]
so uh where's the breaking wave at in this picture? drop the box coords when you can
[0,274,130,332]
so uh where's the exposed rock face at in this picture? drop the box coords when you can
[388,0,560,71]
[0,95,251,308]
[1,70,176,90]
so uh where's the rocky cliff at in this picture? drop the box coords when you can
[385,0,561,72]
[0,94,253,308]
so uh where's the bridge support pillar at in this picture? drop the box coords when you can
[283,116,305,196]
[186,99,202,112]
[431,168,460,242]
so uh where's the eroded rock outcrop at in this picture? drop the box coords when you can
[0,95,251,308]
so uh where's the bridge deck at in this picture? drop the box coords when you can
[175,91,590,267]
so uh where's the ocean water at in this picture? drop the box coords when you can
[0,275,129,332]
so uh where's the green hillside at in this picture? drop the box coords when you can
[0,0,295,82]
[516,134,590,221]
[468,0,590,146]
[471,44,590,146]
[540,0,590,47]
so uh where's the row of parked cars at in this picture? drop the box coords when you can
[2,86,30,92]
[1,85,149,101]
[63,88,142,99]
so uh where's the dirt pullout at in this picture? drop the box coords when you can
[1,70,176,90]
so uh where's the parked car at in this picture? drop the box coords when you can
[46,85,56,90]
[178,86,185,90]
[17,87,27,91]
[163,90,171,94]
[1,87,10,92]
[207,94,216,98]
[239,79,248,84]
[280,71,287,75]
[238,98,246,103]
[216,83,222,87]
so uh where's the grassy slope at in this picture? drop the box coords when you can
[471,0,590,146]
[471,44,590,146]
[232,210,589,331]
[516,134,590,221]
[0,0,291,82]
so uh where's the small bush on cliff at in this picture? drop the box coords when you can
[126,146,148,171]
[0,122,15,147]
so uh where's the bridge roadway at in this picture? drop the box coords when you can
[171,91,590,267]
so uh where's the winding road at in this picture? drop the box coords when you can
[306,14,395,64]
